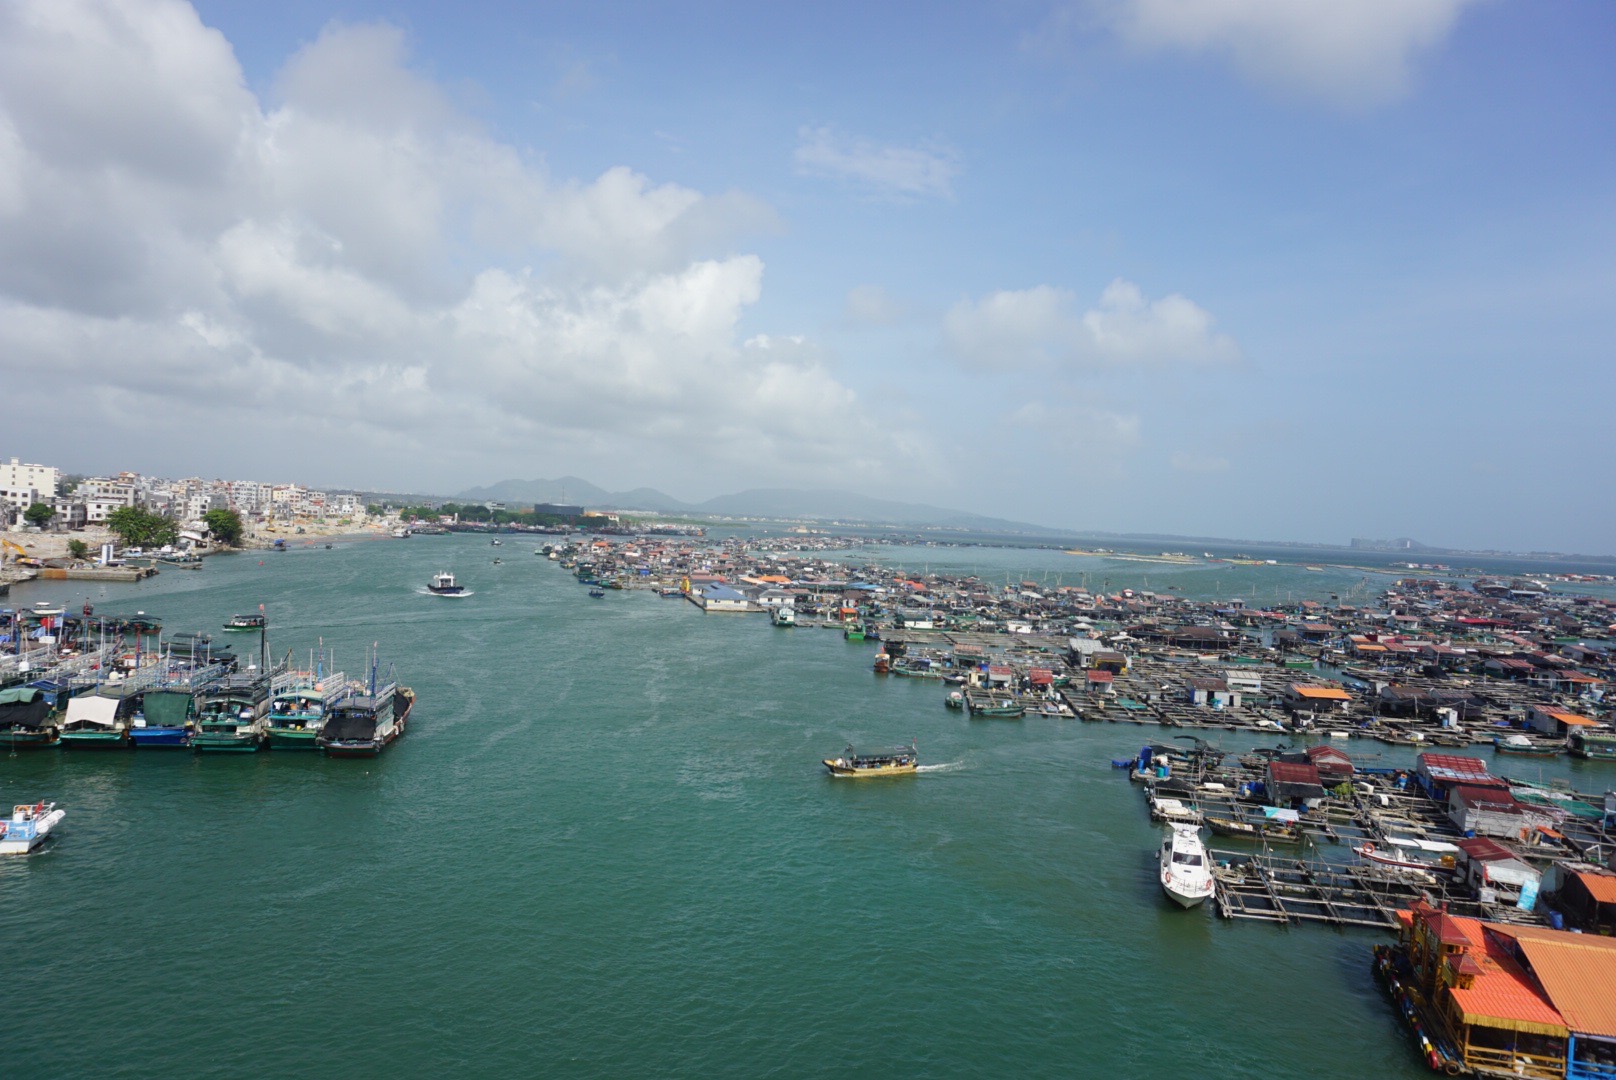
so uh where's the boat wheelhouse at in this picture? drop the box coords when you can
[822,742,918,778]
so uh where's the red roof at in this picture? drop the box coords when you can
[1451,784,1523,812]
[1268,761,1323,785]
[1456,836,1518,862]
[1086,670,1114,683]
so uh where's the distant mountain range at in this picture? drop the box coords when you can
[452,476,1058,534]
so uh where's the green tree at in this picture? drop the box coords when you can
[66,539,89,561]
[23,502,55,527]
[203,508,245,547]
[105,506,179,548]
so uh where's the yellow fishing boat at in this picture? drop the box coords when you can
[823,742,918,777]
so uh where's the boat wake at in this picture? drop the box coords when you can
[415,587,475,597]
[915,762,963,773]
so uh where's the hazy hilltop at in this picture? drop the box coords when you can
[454,478,1055,533]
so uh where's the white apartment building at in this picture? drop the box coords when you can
[0,457,59,513]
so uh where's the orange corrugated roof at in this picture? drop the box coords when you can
[1575,872,1616,905]
[1294,686,1352,700]
[1546,712,1598,726]
[1502,928,1616,1038]
[1447,939,1568,1036]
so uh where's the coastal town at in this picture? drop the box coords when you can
[9,460,1616,1078]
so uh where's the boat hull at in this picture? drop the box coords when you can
[59,731,129,750]
[129,728,192,748]
[1163,883,1212,908]
[0,729,60,749]
[191,735,264,753]
[266,728,321,750]
[823,760,917,778]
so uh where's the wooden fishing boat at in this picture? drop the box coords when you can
[823,743,917,777]
[1203,813,1302,844]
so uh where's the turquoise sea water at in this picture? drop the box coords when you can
[0,537,1581,1078]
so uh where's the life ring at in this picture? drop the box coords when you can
[1363,842,1375,854]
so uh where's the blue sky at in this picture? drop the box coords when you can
[1,1,1612,552]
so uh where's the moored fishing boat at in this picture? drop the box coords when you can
[822,742,918,777]
[843,621,866,642]
[1570,728,1616,760]
[265,672,352,750]
[58,688,139,749]
[1492,733,1563,756]
[770,605,796,627]
[1203,812,1302,844]
[0,802,65,855]
[163,631,236,669]
[317,655,414,758]
[1159,823,1214,908]
[191,672,272,752]
[0,684,59,749]
[128,686,199,748]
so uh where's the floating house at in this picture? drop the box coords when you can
[694,584,750,613]
[1285,684,1353,713]
[1384,900,1616,1080]
[1185,677,1239,708]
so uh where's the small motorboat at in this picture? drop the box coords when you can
[1159,823,1215,908]
[427,571,466,596]
[222,613,267,633]
[1352,837,1459,876]
[490,538,503,547]
[823,743,918,778]
[588,588,606,598]
[1,802,65,855]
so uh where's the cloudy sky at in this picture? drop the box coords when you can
[2,1,1611,552]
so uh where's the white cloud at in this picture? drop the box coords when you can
[0,0,905,492]
[1083,0,1483,108]
[794,126,959,200]
[944,279,1239,369]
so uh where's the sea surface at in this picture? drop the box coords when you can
[1,536,1600,1078]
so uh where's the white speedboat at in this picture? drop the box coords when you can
[1159,823,1215,908]
[1,802,65,855]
